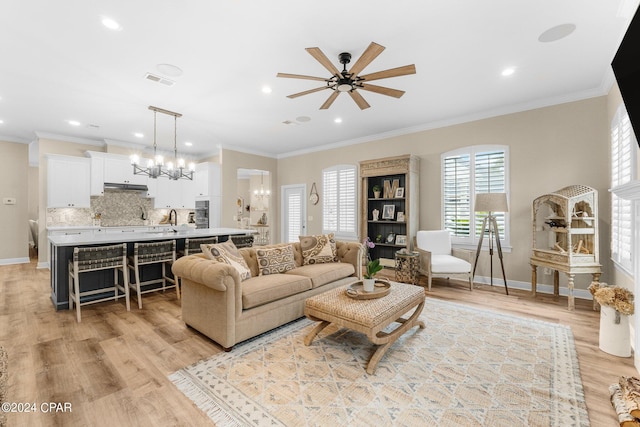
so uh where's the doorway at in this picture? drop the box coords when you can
[281,184,306,242]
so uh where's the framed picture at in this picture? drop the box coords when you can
[382,204,395,220]
[395,187,405,198]
[396,212,405,222]
[395,234,407,246]
[386,232,396,244]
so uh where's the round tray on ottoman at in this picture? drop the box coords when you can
[346,279,391,299]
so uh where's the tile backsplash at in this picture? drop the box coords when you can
[47,190,193,227]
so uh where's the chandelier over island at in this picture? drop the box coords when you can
[130,106,195,180]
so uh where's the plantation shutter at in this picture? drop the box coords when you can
[611,106,635,269]
[323,165,357,239]
[443,154,471,237]
[474,150,506,238]
[286,191,302,243]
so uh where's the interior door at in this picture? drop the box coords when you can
[281,184,306,242]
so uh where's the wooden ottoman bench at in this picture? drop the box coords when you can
[304,280,425,374]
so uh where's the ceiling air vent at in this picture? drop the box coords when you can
[282,120,298,125]
[144,73,175,87]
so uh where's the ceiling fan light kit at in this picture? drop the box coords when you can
[277,41,416,110]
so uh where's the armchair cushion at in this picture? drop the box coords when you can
[431,254,472,274]
[416,230,451,255]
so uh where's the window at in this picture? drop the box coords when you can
[611,104,636,271]
[322,164,357,239]
[442,146,509,247]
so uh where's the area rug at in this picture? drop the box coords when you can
[169,298,590,427]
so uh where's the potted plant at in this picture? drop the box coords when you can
[372,184,382,199]
[589,282,634,357]
[363,258,383,292]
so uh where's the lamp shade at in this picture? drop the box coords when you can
[475,193,508,213]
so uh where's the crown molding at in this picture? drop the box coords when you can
[34,131,105,147]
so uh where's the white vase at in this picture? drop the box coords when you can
[599,305,631,357]
[363,279,375,292]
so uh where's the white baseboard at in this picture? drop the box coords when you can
[473,275,593,300]
[36,262,50,269]
[0,257,30,266]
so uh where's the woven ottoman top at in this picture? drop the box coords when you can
[305,281,424,328]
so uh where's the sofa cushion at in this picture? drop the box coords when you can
[286,262,355,288]
[299,233,338,265]
[201,240,251,281]
[242,274,312,309]
[256,245,296,276]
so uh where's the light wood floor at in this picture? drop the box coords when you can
[0,259,636,426]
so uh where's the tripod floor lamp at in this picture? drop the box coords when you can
[472,193,509,295]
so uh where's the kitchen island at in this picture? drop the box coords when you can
[48,227,254,310]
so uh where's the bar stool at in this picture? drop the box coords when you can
[68,243,130,322]
[127,240,176,309]
[230,234,254,248]
[173,236,219,299]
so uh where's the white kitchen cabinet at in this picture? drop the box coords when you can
[47,155,91,208]
[104,156,148,185]
[88,154,105,196]
[153,178,195,209]
[195,162,221,198]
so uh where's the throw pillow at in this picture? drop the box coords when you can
[256,245,296,276]
[201,239,251,281]
[299,233,338,265]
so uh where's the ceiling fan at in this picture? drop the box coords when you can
[277,42,416,110]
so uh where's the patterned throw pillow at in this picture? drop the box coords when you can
[299,233,338,265]
[201,239,251,281]
[256,245,296,276]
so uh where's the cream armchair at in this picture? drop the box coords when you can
[414,230,474,291]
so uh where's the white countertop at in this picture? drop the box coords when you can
[48,227,255,247]
[46,224,174,231]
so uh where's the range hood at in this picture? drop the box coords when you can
[103,182,149,192]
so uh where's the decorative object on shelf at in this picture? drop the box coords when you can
[131,106,195,180]
[309,182,319,205]
[590,282,634,357]
[363,258,383,292]
[395,187,405,198]
[257,212,268,225]
[383,179,399,198]
[545,219,566,228]
[472,192,509,295]
[395,234,407,246]
[386,232,396,244]
[397,212,405,222]
[382,204,395,219]
[372,184,381,199]
[372,208,379,221]
[254,172,271,199]
[375,234,382,243]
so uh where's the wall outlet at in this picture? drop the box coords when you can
[3,197,16,205]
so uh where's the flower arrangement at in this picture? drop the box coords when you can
[589,282,634,322]
[364,258,383,280]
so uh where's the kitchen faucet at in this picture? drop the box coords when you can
[169,209,177,226]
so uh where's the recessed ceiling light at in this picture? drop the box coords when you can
[501,67,515,77]
[101,17,122,31]
[184,141,193,147]
[67,120,81,126]
[134,132,144,138]
[334,118,343,124]
[156,63,183,77]
[0,120,4,124]
[262,86,272,94]
[538,23,576,43]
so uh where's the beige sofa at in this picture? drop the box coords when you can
[172,241,363,350]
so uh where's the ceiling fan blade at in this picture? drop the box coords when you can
[287,86,329,99]
[359,83,405,98]
[359,64,417,82]
[277,72,328,82]
[320,91,340,109]
[305,47,341,76]
[348,42,385,76]
[349,90,370,110]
